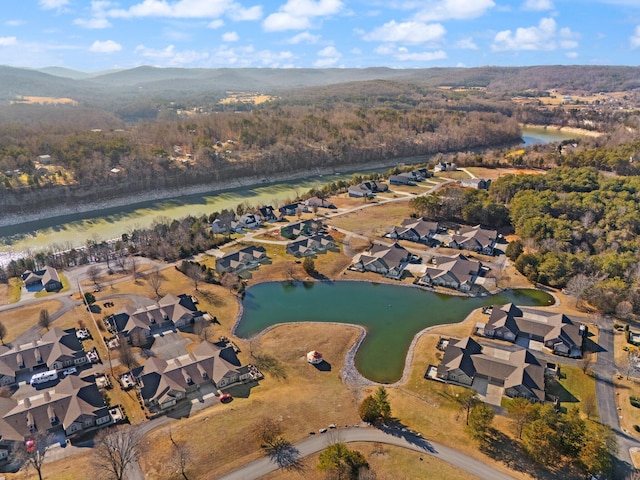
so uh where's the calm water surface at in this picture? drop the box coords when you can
[236,281,554,383]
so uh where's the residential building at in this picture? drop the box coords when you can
[109,294,205,340]
[305,197,337,210]
[421,254,482,292]
[389,218,439,243]
[0,328,88,386]
[348,181,388,198]
[211,218,230,235]
[460,178,491,190]
[232,213,262,231]
[278,203,308,217]
[435,337,546,403]
[137,341,260,414]
[482,304,586,358]
[352,243,415,279]
[388,174,414,186]
[215,246,268,274]
[21,267,63,292]
[280,219,323,239]
[449,225,498,255]
[257,205,278,222]
[286,234,335,257]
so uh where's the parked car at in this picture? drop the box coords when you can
[219,393,233,403]
[62,367,77,376]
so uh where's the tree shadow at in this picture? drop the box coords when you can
[268,444,305,472]
[546,378,579,404]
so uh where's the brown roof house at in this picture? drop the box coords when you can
[305,196,337,210]
[448,225,498,255]
[482,304,586,358]
[348,180,388,198]
[435,337,546,403]
[215,245,268,274]
[352,243,416,280]
[21,266,63,292]
[389,218,440,244]
[286,234,335,257]
[0,328,88,385]
[137,341,259,414]
[421,254,482,292]
[110,294,205,340]
[0,375,112,444]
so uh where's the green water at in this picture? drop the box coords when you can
[236,281,554,383]
[521,126,584,146]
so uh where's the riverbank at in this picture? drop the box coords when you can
[521,123,603,138]
[0,154,433,229]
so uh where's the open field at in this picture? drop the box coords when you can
[260,441,481,480]
[546,365,597,414]
[0,299,62,344]
[466,167,545,180]
[139,323,363,479]
[6,448,93,480]
[328,200,411,236]
[11,95,78,106]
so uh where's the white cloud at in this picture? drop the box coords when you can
[631,26,640,49]
[74,17,112,28]
[228,5,263,21]
[108,0,261,20]
[263,0,344,32]
[363,21,446,45]
[313,45,341,67]
[285,31,321,44]
[134,44,210,65]
[454,37,478,50]
[90,40,122,53]
[413,0,494,22]
[39,0,69,9]
[394,48,447,62]
[222,31,239,42]
[5,20,25,27]
[208,19,224,29]
[492,17,580,51]
[522,0,554,11]
[0,37,17,46]
[565,51,578,58]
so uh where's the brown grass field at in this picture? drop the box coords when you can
[328,200,412,236]
[0,299,62,344]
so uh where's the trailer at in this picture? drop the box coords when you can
[29,370,58,385]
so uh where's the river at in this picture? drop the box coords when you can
[0,126,582,264]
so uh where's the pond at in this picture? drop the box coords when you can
[236,281,554,384]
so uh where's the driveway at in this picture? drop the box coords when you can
[218,426,516,480]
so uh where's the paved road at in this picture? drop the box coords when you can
[218,427,515,480]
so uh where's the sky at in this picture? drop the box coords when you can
[0,0,639,71]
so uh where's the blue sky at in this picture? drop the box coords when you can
[1,0,639,71]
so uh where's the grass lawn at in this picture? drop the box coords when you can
[6,449,94,480]
[4,278,22,304]
[260,442,482,480]
[138,323,363,479]
[328,200,412,236]
[0,299,62,344]
[546,365,597,414]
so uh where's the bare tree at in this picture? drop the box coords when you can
[220,272,237,291]
[147,268,164,300]
[578,352,594,375]
[0,321,6,345]
[38,309,50,331]
[582,392,597,420]
[185,263,202,291]
[130,256,139,280]
[565,273,604,309]
[87,265,102,286]
[169,430,192,480]
[616,301,633,320]
[93,426,142,480]
[117,337,139,371]
[13,430,55,480]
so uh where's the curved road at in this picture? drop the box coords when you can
[218,427,515,480]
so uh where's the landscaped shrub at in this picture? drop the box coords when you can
[630,396,640,408]
[634,425,640,433]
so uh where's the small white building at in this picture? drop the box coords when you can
[307,351,323,364]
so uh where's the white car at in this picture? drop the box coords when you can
[62,367,77,376]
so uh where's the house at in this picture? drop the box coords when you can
[388,174,415,186]
[483,304,586,358]
[449,225,498,255]
[413,167,433,179]
[257,206,278,222]
[348,181,388,198]
[305,196,337,210]
[233,213,262,231]
[433,162,456,172]
[215,246,268,274]
[389,218,439,243]
[211,218,231,235]
[421,254,482,292]
[137,340,259,414]
[0,328,88,385]
[286,234,335,257]
[435,337,546,403]
[280,219,323,239]
[460,178,491,190]
[1,375,113,441]
[21,267,63,292]
[279,203,308,217]
[110,294,205,340]
[38,154,52,165]
[352,243,415,280]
